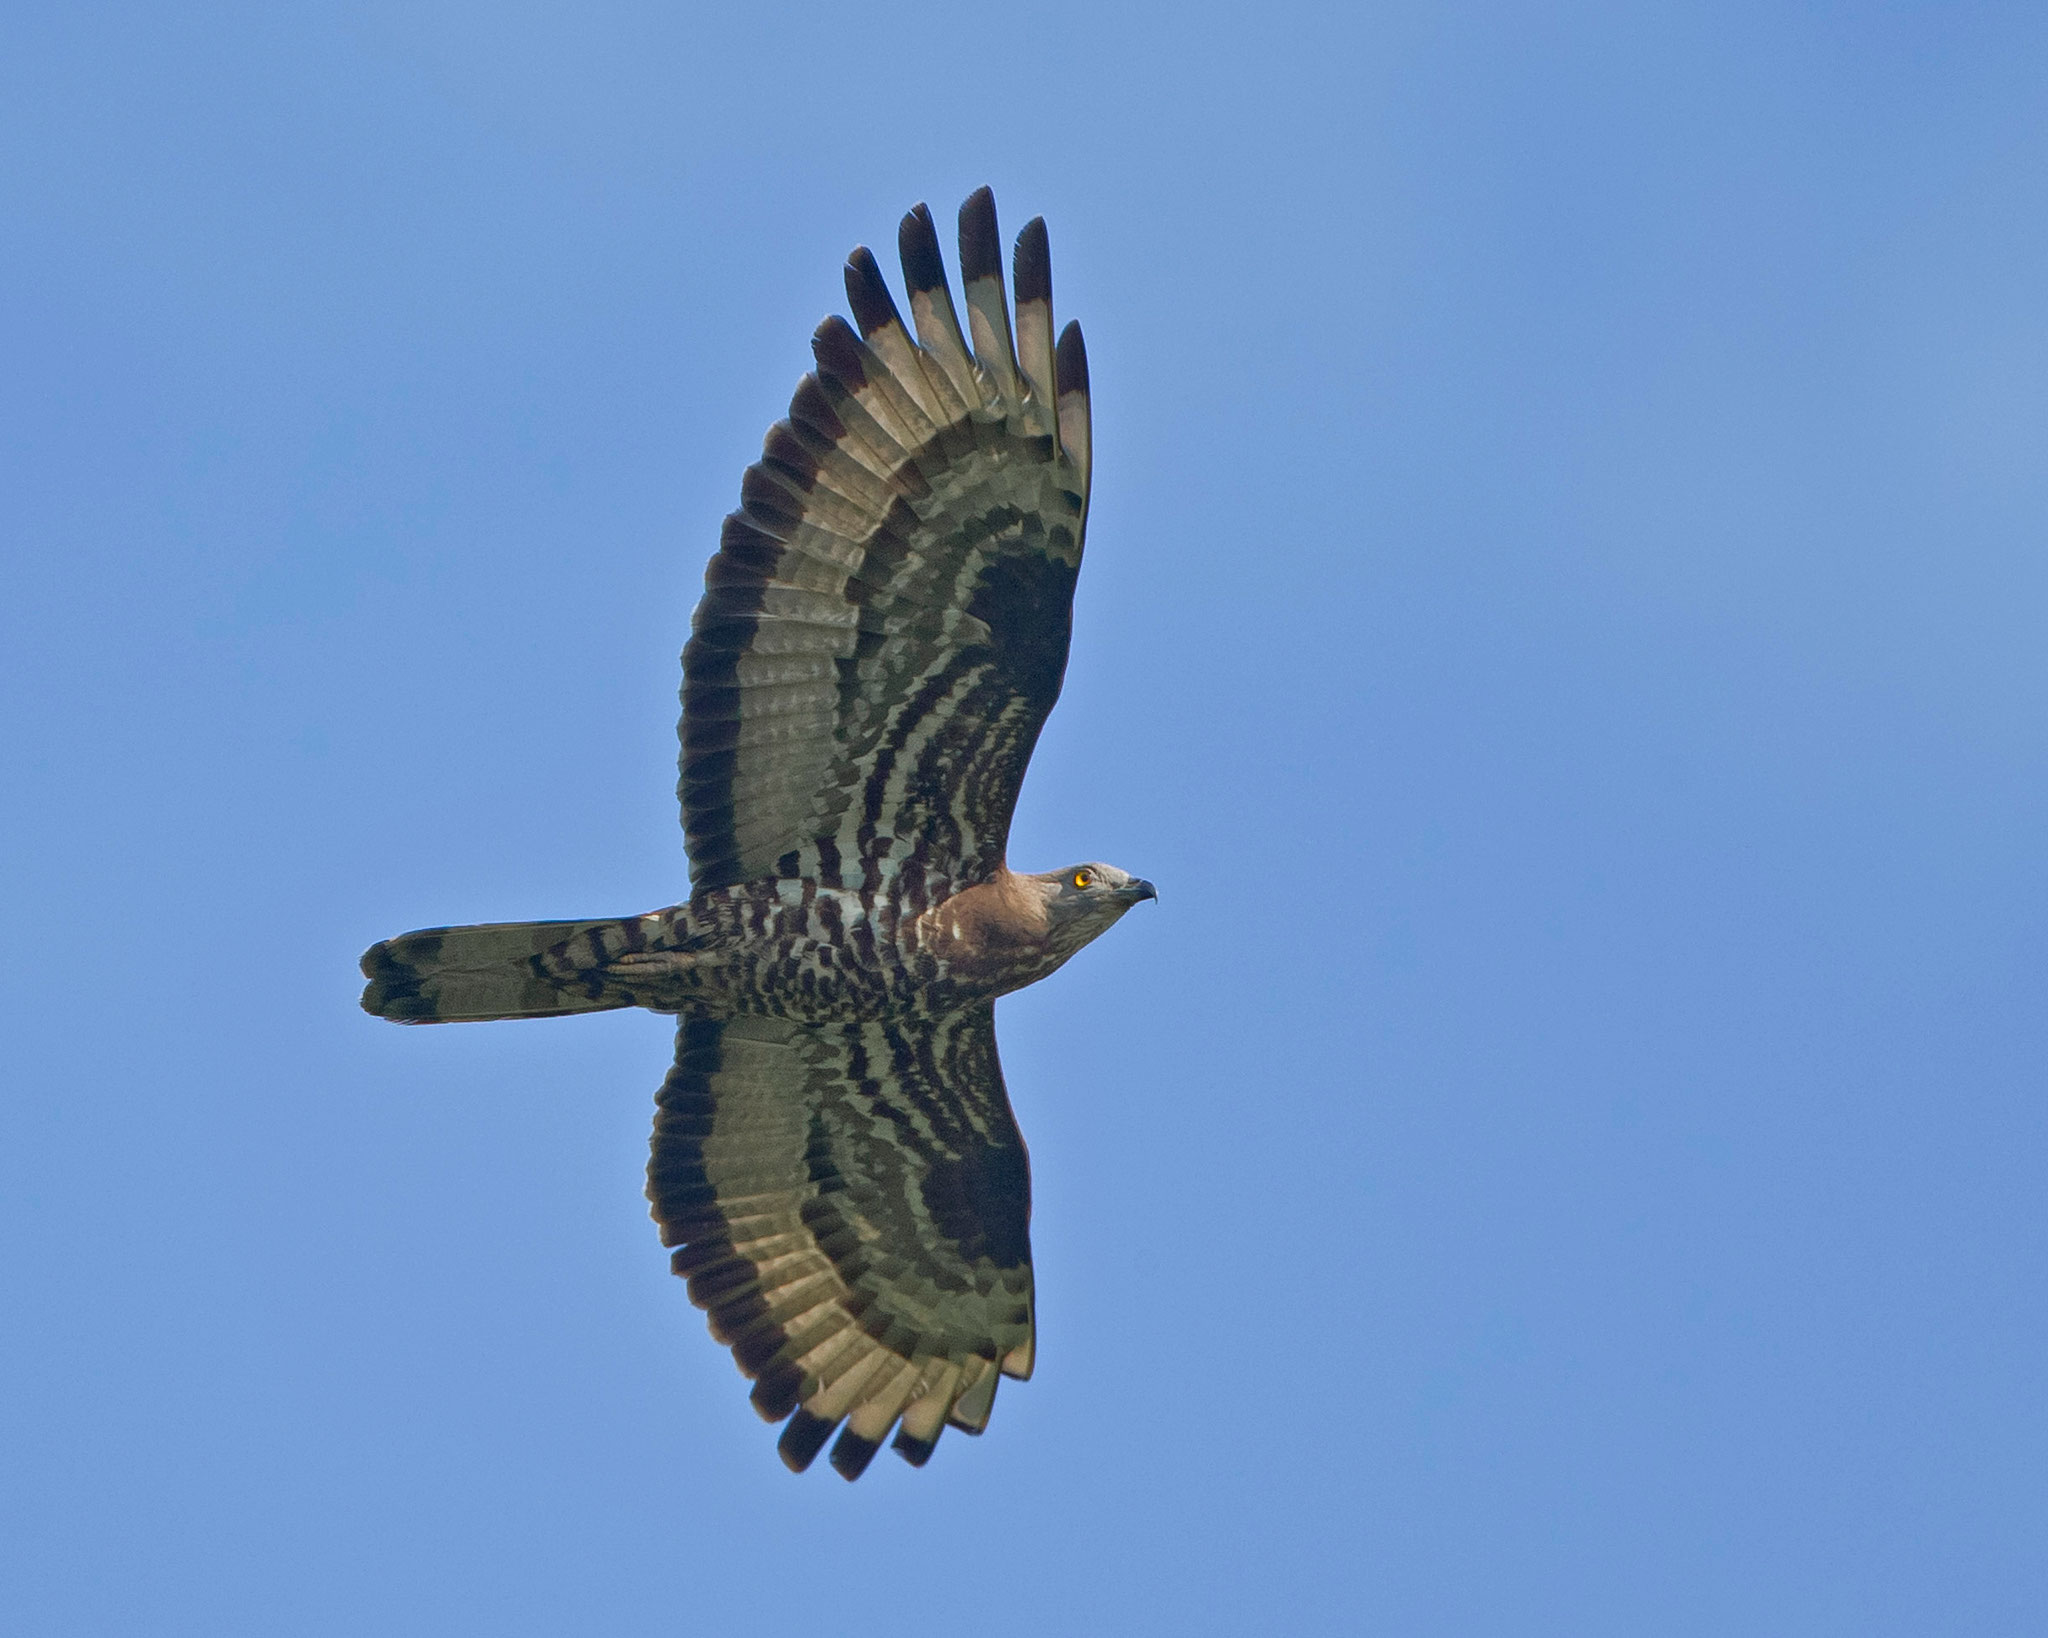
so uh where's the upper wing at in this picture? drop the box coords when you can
[647,1004,1036,1479]
[680,189,1094,900]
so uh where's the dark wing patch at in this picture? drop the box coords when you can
[679,189,1093,898]
[647,1006,1035,1478]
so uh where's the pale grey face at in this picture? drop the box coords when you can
[1035,861,1157,952]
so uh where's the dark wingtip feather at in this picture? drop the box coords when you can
[898,204,946,294]
[1013,217,1051,307]
[828,1427,883,1481]
[891,1426,938,1467]
[750,1363,804,1423]
[788,375,846,442]
[843,246,902,340]
[810,315,868,389]
[667,1238,731,1279]
[958,186,1001,284]
[1056,321,1089,397]
[777,1409,837,1473]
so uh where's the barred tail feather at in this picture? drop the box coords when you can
[360,918,642,1023]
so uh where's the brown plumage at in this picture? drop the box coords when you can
[361,189,1153,1478]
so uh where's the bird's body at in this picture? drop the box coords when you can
[362,189,1151,1480]
[366,861,1150,1026]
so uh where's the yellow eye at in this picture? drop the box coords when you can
[1072,869,1094,889]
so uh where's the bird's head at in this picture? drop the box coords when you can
[1026,862,1158,957]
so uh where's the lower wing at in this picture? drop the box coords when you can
[648,1004,1036,1479]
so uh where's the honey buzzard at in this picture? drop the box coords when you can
[362,189,1153,1479]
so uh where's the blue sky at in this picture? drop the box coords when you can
[5,3,2046,1632]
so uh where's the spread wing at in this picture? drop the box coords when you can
[680,188,1093,902]
[647,1006,1035,1478]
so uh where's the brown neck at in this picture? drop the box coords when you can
[916,868,1056,988]
[921,867,1045,947]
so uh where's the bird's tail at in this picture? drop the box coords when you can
[360,917,656,1023]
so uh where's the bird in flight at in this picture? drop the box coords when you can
[361,189,1153,1479]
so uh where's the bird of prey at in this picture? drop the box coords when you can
[361,189,1153,1480]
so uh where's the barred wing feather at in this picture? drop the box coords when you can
[648,1006,1034,1478]
[680,188,1094,898]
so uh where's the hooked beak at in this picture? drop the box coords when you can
[1122,878,1158,904]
